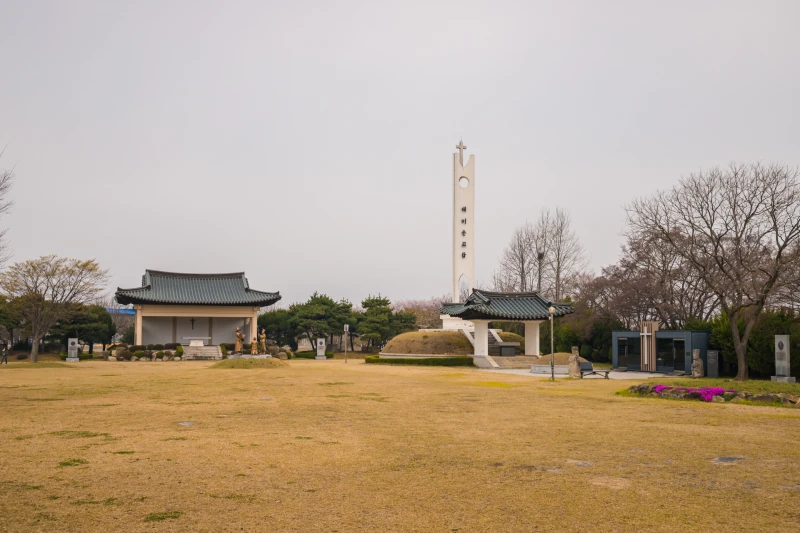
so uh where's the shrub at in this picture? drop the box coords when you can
[365,356,474,367]
[16,353,28,360]
[294,350,334,359]
[164,343,179,350]
[143,350,153,358]
[133,350,145,360]
[220,345,228,356]
[146,344,155,350]
[153,344,165,350]
[129,345,146,352]
[163,350,173,357]
[175,346,184,356]
[156,351,165,358]
[118,350,134,361]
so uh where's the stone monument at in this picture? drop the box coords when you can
[568,346,582,378]
[234,327,244,354]
[772,335,795,383]
[258,329,267,355]
[66,338,80,363]
[691,349,704,378]
[315,338,327,360]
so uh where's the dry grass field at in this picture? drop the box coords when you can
[1,360,799,532]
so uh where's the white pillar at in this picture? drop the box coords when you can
[524,321,542,356]
[473,320,489,357]
[250,307,259,344]
[134,306,143,346]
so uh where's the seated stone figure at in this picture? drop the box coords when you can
[691,350,704,378]
[568,347,582,378]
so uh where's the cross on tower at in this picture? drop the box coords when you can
[456,140,467,166]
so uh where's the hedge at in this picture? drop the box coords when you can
[364,356,474,367]
[295,351,334,359]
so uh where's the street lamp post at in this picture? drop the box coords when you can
[548,306,556,381]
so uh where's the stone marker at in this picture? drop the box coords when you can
[568,346,582,378]
[772,335,796,383]
[691,349,704,378]
[66,338,80,362]
[315,338,327,360]
[707,350,719,379]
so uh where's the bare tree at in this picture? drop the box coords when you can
[0,256,109,362]
[97,296,134,342]
[0,148,15,268]
[548,208,588,301]
[494,208,585,300]
[497,222,536,292]
[394,294,451,329]
[627,163,800,380]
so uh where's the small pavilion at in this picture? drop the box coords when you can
[441,290,574,366]
[115,270,281,347]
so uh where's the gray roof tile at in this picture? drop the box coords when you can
[115,270,281,306]
[440,290,573,321]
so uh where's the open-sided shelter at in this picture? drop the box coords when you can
[115,270,281,347]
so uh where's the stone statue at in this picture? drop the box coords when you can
[234,327,244,354]
[258,329,267,354]
[691,349,704,378]
[251,338,258,355]
[568,346,582,379]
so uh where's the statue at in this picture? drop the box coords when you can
[691,349,704,378]
[251,338,258,355]
[258,329,267,355]
[234,327,244,354]
[568,346,582,379]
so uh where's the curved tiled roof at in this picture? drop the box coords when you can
[115,270,281,307]
[440,290,574,321]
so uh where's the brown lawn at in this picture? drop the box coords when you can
[1,360,799,532]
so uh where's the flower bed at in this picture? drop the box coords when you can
[627,383,800,407]
[652,384,730,402]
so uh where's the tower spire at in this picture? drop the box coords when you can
[456,139,467,166]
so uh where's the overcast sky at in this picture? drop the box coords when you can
[1,1,798,306]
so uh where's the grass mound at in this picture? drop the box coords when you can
[382,331,473,355]
[497,331,525,352]
[210,358,287,369]
[532,353,588,366]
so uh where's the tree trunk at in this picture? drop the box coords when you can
[30,337,40,363]
[729,313,749,381]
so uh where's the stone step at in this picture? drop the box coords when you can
[183,346,223,360]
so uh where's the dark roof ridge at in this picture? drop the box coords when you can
[145,270,247,278]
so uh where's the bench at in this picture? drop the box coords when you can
[580,368,612,379]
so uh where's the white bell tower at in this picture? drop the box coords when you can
[452,140,475,301]
[442,140,476,331]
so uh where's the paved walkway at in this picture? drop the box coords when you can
[479,368,669,380]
